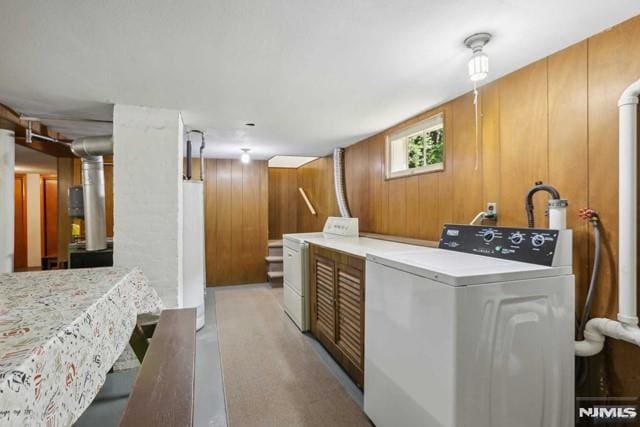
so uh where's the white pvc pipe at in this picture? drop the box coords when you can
[549,205,567,230]
[575,78,640,356]
[0,129,15,273]
[576,318,640,357]
[617,79,640,325]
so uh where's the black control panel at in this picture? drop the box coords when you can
[438,224,559,266]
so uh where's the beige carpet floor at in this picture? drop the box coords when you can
[215,285,372,427]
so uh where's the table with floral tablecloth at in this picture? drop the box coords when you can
[0,267,163,426]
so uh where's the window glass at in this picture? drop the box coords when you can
[386,113,444,179]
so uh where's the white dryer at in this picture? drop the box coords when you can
[364,224,575,427]
[283,217,358,331]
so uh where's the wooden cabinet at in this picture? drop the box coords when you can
[309,244,365,387]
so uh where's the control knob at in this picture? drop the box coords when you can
[531,234,546,247]
[509,232,524,245]
[483,230,495,243]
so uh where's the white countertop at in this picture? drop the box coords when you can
[305,236,425,258]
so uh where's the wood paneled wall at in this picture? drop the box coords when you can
[204,159,268,286]
[57,158,73,263]
[296,156,338,233]
[13,174,27,269]
[41,176,58,257]
[268,168,298,240]
[296,15,640,396]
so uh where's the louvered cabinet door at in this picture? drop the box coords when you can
[309,244,366,388]
[311,254,336,341]
[335,263,364,370]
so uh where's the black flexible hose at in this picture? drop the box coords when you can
[577,220,601,340]
[525,182,561,227]
[185,139,192,180]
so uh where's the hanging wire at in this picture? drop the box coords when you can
[473,81,480,171]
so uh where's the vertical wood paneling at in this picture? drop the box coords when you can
[243,161,263,283]
[57,158,73,264]
[296,157,338,232]
[41,176,58,257]
[13,174,27,269]
[499,59,549,227]
[548,41,589,317]
[418,170,439,240]
[345,141,370,231]
[387,176,406,236]
[204,160,217,284]
[268,168,298,239]
[368,136,388,234]
[480,82,501,214]
[404,175,421,238]
[437,105,455,228]
[452,92,483,224]
[104,157,114,238]
[230,161,244,282]
[205,159,268,286]
[214,160,232,284]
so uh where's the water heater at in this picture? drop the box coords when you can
[183,181,206,330]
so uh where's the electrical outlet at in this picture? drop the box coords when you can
[486,202,497,219]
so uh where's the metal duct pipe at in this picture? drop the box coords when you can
[71,136,113,251]
[71,135,113,157]
[199,134,206,181]
[185,130,206,181]
[333,148,351,218]
[185,138,192,180]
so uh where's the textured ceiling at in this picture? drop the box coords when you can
[1,1,639,159]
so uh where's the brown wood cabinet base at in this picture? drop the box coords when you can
[309,244,365,388]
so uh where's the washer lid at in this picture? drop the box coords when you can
[366,248,572,286]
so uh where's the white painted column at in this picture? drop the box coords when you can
[0,129,15,273]
[113,105,184,307]
[25,174,42,267]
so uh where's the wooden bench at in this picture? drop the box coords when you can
[119,308,197,427]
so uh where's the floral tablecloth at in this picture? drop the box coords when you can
[0,267,163,426]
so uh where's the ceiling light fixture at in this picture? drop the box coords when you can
[240,148,251,164]
[245,123,255,127]
[463,32,492,173]
[464,33,491,82]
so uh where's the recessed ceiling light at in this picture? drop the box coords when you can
[245,123,255,127]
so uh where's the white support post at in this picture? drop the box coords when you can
[0,129,15,273]
[113,105,184,307]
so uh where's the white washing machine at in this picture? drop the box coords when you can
[364,224,575,427]
[283,217,359,331]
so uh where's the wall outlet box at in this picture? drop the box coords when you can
[486,202,498,219]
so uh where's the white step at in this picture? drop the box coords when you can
[267,271,283,279]
[268,240,283,248]
[265,255,283,263]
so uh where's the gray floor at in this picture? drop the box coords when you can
[75,285,362,426]
[75,291,227,427]
[304,332,364,407]
[194,290,227,427]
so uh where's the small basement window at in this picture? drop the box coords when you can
[385,112,444,179]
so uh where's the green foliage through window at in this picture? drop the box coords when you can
[407,127,444,168]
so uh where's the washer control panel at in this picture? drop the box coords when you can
[438,224,559,266]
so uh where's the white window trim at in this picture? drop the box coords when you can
[385,112,445,180]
